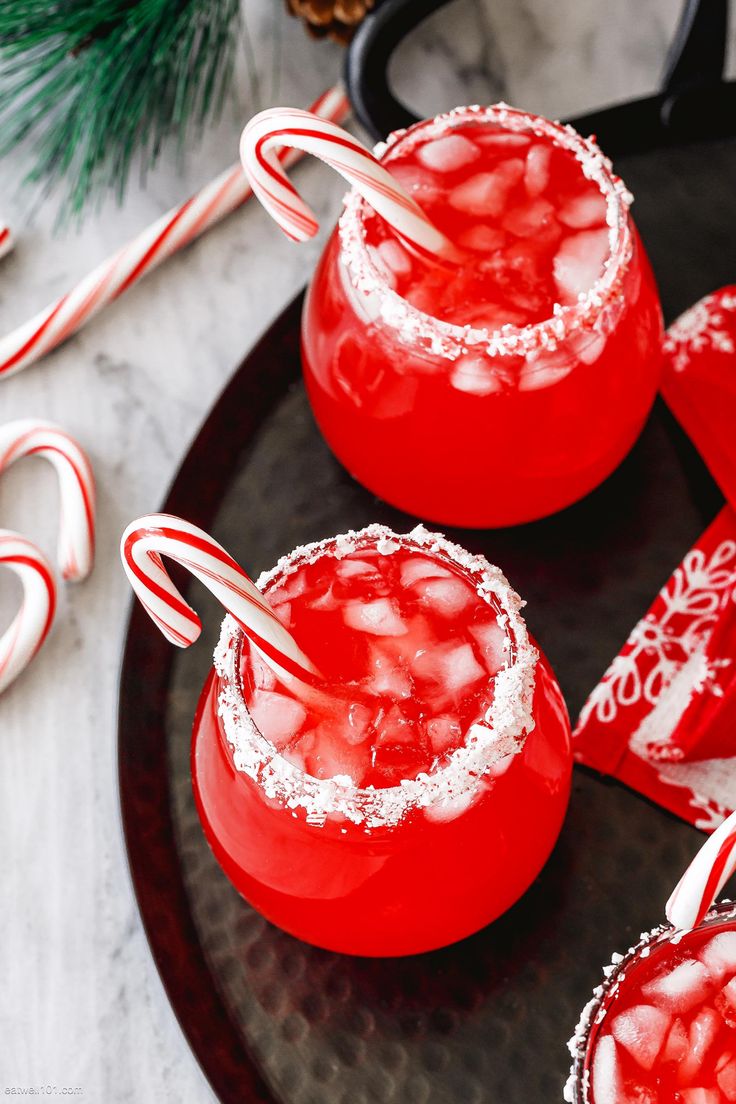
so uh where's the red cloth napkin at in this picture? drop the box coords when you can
[661,286,736,506]
[573,289,736,831]
[573,506,736,830]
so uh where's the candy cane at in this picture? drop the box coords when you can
[666,808,736,931]
[240,108,460,263]
[0,420,96,582]
[121,514,321,686]
[0,87,349,381]
[0,218,13,260]
[0,531,57,694]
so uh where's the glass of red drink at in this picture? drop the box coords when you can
[566,901,736,1103]
[301,105,663,528]
[191,524,572,956]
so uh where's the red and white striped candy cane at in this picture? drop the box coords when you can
[0,419,96,582]
[240,107,460,263]
[666,808,736,931]
[0,87,349,381]
[121,514,321,686]
[0,531,57,694]
[0,217,13,260]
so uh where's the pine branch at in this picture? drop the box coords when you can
[0,0,243,220]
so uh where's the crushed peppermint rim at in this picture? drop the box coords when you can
[214,524,538,830]
[563,899,736,1103]
[338,102,634,361]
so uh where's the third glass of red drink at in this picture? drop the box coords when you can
[567,903,736,1104]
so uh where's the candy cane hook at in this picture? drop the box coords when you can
[0,88,348,382]
[0,531,57,694]
[667,808,736,931]
[240,107,460,263]
[121,514,321,686]
[0,420,96,582]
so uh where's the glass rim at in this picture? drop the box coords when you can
[564,898,736,1104]
[338,102,635,363]
[213,523,539,831]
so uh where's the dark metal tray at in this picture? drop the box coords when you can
[118,118,732,1103]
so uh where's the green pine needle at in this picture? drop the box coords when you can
[0,0,243,220]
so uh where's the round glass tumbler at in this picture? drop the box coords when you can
[566,901,736,1103]
[192,526,572,956]
[301,105,663,528]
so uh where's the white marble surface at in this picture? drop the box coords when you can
[0,0,727,1098]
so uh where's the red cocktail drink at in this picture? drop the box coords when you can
[302,105,662,527]
[192,525,572,955]
[567,902,736,1103]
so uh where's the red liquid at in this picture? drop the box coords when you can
[301,106,663,527]
[191,529,572,955]
[247,544,507,788]
[368,126,610,328]
[583,914,736,1103]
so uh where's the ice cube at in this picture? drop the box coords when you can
[524,143,552,197]
[416,134,481,173]
[337,558,382,579]
[451,355,504,396]
[457,224,507,252]
[400,556,454,587]
[610,1004,669,1070]
[426,714,462,755]
[405,275,446,316]
[372,706,427,783]
[486,751,515,779]
[344,598,408,636]
[251,652,278,691]
[368,649,412,699]
[279,746,307,772]
[715,976,736,1027]
[679,1089,721,1104]
[344,702,374,745]
[308,586,338,611]
[502,197,556,238]
[449,160,525,216]
[375,705,416,747]
[269,571,307,605]
[701,931,736,981]
[414,576,475,617]
[501,284,547,318]
[274,600,292,626]
[661,1016,688,1063]
[366,245,397,290]
[424,789,475,823]
[469,620,507,674]
[475,130,531,150]
[573,331,607,366]
[716,1052,736,1101]
[377,239,412,277]
[453,303,527,330]
[591,1035,623,1104]
[303,726,370,784]
[518,350,574,391]
[558,190,607,229]
[678,1007,721,1083]
[553,228,610,302]
[386,162,445,204]
[413,642,486,695]
[642,959,711,1013]
[249,690,307,750]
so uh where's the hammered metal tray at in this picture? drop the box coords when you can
[118,129,732,1102]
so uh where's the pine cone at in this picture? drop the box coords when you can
[286,0,375,43]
